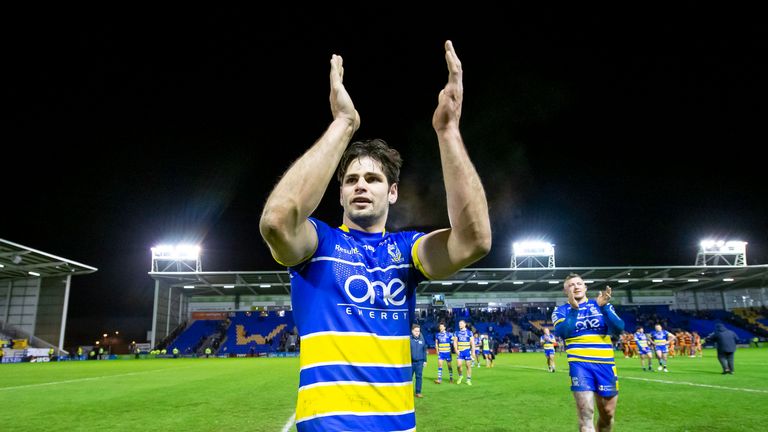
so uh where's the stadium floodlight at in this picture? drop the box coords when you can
[511,241,555,268]
[695,239,747,266]
[151,244,202,272]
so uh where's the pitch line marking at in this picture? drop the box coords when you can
[281,412,296,432]
[0,365,196,391]
[507,364,768,393]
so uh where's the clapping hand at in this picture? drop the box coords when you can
[597,286,613,307]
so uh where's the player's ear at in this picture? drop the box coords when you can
[388,182,398,204]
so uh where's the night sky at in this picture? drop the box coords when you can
[4,6,767,346]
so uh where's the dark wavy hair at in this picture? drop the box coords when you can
[336,139,402,185]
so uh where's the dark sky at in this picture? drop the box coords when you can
[4,6,767,346]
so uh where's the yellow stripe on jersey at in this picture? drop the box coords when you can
[411,235,433,280]
[567,357,616,365]
[566,334,612,345]
[567,347,615,359]
[300,333,410,367]
[296,382,413,422]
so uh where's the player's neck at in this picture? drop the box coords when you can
[342,216,387,233]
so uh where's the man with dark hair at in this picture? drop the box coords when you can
[260,40,491,432]
[410,323,428,398]
[553,273,624,432]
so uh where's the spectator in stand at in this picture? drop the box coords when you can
[705,323,739,374]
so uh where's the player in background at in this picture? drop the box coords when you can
[434,322,455,384]
[634,326,654,372]
[453,319,476,385]
[651,323,676,372]
[540,327,557,372]
[473,330,482,367]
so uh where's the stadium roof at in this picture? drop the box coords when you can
[0,238,98,281]
[148,264,768,297]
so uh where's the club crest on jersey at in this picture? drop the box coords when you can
[387,243,403,263]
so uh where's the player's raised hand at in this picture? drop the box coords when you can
[329,54,360,131]
[597,286,613,307]
[432,40,463,132]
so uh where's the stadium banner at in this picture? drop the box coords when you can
[28,348,50,357]
[191,311,228,320]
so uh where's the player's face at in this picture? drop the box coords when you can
[340,156,397,229]
[439,324,445,332]
[412,327,421,337]
[563,276,587,301]
[655,324,662,331]
[459,320,466,329]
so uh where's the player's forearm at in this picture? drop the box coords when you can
[601,304,625,335]
[436,127,492,261]
[554,308,579,338]
[260,119,355,233]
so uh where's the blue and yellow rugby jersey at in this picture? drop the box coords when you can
[651,329,671,348]
[455,329,473,355]
[289,218,428,432]
[435,331,454,354]
[552,300,621,365]
[634,332,650,350]
[540,333,556,350]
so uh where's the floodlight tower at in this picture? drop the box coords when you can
[151,244,202,272]
[695,240,747,266]
[512,241,556,268]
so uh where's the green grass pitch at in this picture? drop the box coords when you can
[2,348,766,431]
